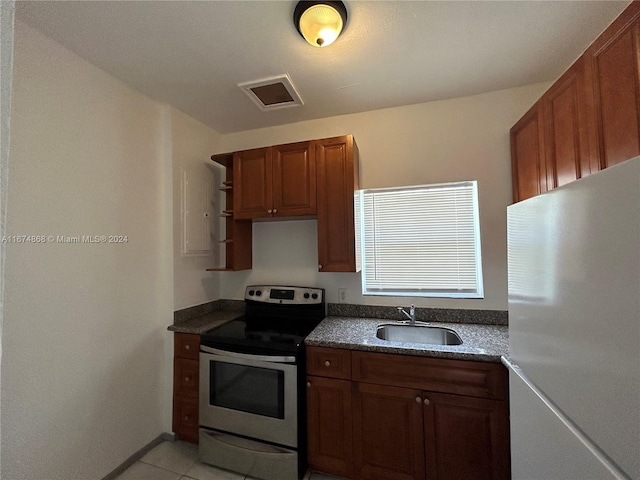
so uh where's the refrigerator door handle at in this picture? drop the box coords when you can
[502,357,631,480]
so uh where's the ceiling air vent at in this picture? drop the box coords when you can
[238,74,303,111]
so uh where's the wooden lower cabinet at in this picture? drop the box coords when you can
[353,382,425,480]
[423,392,510,480]
[306,347,510,480]
[173,333,200,444]
[307,376,353,478]
[172,395,199,444]
[352,385,509,480]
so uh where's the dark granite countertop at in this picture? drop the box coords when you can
[305,316,508,363]
[168,310,244,335]
[168,301,508,362]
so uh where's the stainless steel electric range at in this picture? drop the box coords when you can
[198,285,325,480]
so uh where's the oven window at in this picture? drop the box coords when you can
[209,361,285,419]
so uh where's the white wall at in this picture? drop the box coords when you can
[216,83,549,310]
[0,2,16,476]
[0,10,552,480]
[171,108,222,310]
[1,21,173,480]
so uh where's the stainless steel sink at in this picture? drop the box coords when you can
[376,324,463,346]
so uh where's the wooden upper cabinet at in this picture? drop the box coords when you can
[510,102,547,202]
[213,135,359,272]
[272,141,317,217]
[584,1,640,171]
[233,147,272,219]
[233,142,316,219]
[209,152,252,271]
[512,60,591,203]
[511,2,640,202]
[316,135,360,272]
[542,57,592,189]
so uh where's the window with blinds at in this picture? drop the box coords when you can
[360,181,483,297]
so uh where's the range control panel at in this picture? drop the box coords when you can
[245,285,324,305]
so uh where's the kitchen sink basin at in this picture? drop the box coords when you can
[376,324,463,346]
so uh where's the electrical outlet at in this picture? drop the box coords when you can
[338,288,347,303]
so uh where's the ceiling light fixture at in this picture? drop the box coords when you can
[294,1,348,48]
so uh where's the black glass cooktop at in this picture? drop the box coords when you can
[200,315,322,357]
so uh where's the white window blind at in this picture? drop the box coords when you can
[361,181,483,298]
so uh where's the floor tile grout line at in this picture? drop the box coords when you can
[137,457,199,477]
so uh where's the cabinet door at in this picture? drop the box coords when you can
[233,147,272,219]
[542,58,592,188]
[584,2,640,171]
[307,376,353,478]
[353,382,425,480]
[423,392,510,480]
[316,135,360,272]
[272,141,316,217]
[510,102,547,202]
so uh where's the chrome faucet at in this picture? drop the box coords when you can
[397,304,416,325]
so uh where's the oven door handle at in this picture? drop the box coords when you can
[200,345,296,363]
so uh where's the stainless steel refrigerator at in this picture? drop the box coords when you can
[505,157,639,480]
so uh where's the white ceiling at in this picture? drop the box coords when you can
[16,1,629,134]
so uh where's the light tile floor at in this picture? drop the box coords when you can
[115,440,344,480]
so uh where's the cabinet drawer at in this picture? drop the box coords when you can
[174,333,200,360]
[307,347,352,379]
[352,351,507,400]
[173,395,199,444]
[174,357,199,398]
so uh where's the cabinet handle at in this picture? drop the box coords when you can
[184,377,190,382]
[306,382,311,388]
[415,396,422,404]
[324,360,331,367]
[318,264,323,270]
[424,398,430,406]
[184,415,190,421]
[267,209,273,214]
[273,208,277,214]
[184,345,190,350]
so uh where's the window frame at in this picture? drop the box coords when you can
[359,180,484,298]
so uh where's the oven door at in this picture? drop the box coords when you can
[199,346,298,448]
